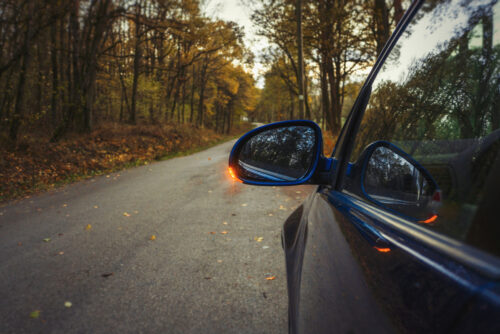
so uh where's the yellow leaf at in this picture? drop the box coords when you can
[265,276,276,280]
[29,310,40,319]
[85,224,92,231]
[241,203,248,207]
[64,301,72,308]
[254,237,263,242]
[150,235,156,240]
[221,231,228,235]
[123,212,131,217]
[223,221,228,225]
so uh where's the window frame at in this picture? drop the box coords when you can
[332,0,500,277]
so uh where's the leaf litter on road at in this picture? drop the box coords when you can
[29,310,41,319]
[85,224,92,231]
[43,238,51,243]
[123,212,131,217]
[150,235,156,241]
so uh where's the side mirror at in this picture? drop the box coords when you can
[359,142,442,222]
[228,120,327,185]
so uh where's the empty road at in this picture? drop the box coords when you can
[0,140,313,334]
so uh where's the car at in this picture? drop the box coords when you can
[229,0,500,333]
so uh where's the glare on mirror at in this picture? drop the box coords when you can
[237,126,316,182]
[364,146,436,219]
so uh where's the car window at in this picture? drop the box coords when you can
[344,0,500,253]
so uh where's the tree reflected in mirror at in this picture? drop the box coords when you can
[365,146,437,221]
[237,126,316,182]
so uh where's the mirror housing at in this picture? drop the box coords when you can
[228,120,332,185]
[348,141,442,222]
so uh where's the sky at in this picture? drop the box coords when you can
[203,0,269,87]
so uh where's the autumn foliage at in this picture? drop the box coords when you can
[0,122,251,202]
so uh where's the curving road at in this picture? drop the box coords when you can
[0,140,313,334]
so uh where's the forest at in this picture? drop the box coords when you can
[0,0,408,200]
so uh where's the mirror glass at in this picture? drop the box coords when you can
[236,126,317,182]
[364,146,437,220]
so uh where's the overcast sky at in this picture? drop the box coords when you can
[203,0,268,87]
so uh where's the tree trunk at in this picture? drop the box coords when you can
[9,20,33,142]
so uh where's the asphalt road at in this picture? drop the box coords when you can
[0,140,313,334]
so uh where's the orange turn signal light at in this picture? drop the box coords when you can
[419,214,438,224]
[374,247,391,253]
[228,167,241,182]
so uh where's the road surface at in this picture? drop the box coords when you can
[0,140,313,334]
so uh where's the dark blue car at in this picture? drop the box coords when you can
[230,0,500,333]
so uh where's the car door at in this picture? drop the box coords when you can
[293,0,500,333]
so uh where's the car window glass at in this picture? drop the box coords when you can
[344,0,500,254]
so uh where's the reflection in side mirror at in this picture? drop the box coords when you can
[363,145,441,221]
[229,121,323,185]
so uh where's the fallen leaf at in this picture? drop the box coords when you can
[217,260,223,263]
[64,301,72,308]
[93,205,98,209]
[209,231,216,234]
[221,231,228,235]
[62,203,68,207]
[29,310,41,319]
[268,213,273,216]
[241,203,248,207]
[279,205,286,210]
[222,221,228,225]
[150,235,156,241]
[58,251,64,255]
[204,276,212,280]
[208,157,211,160]
[106,175,110,178]
[254,237,263,242]
[43,238,51,243]
[101,272,114,278]
[266,276,276,280]
[123,212,131,217]
[208,190,213,193]
[295,191,301,194]
[85,224,92,231]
